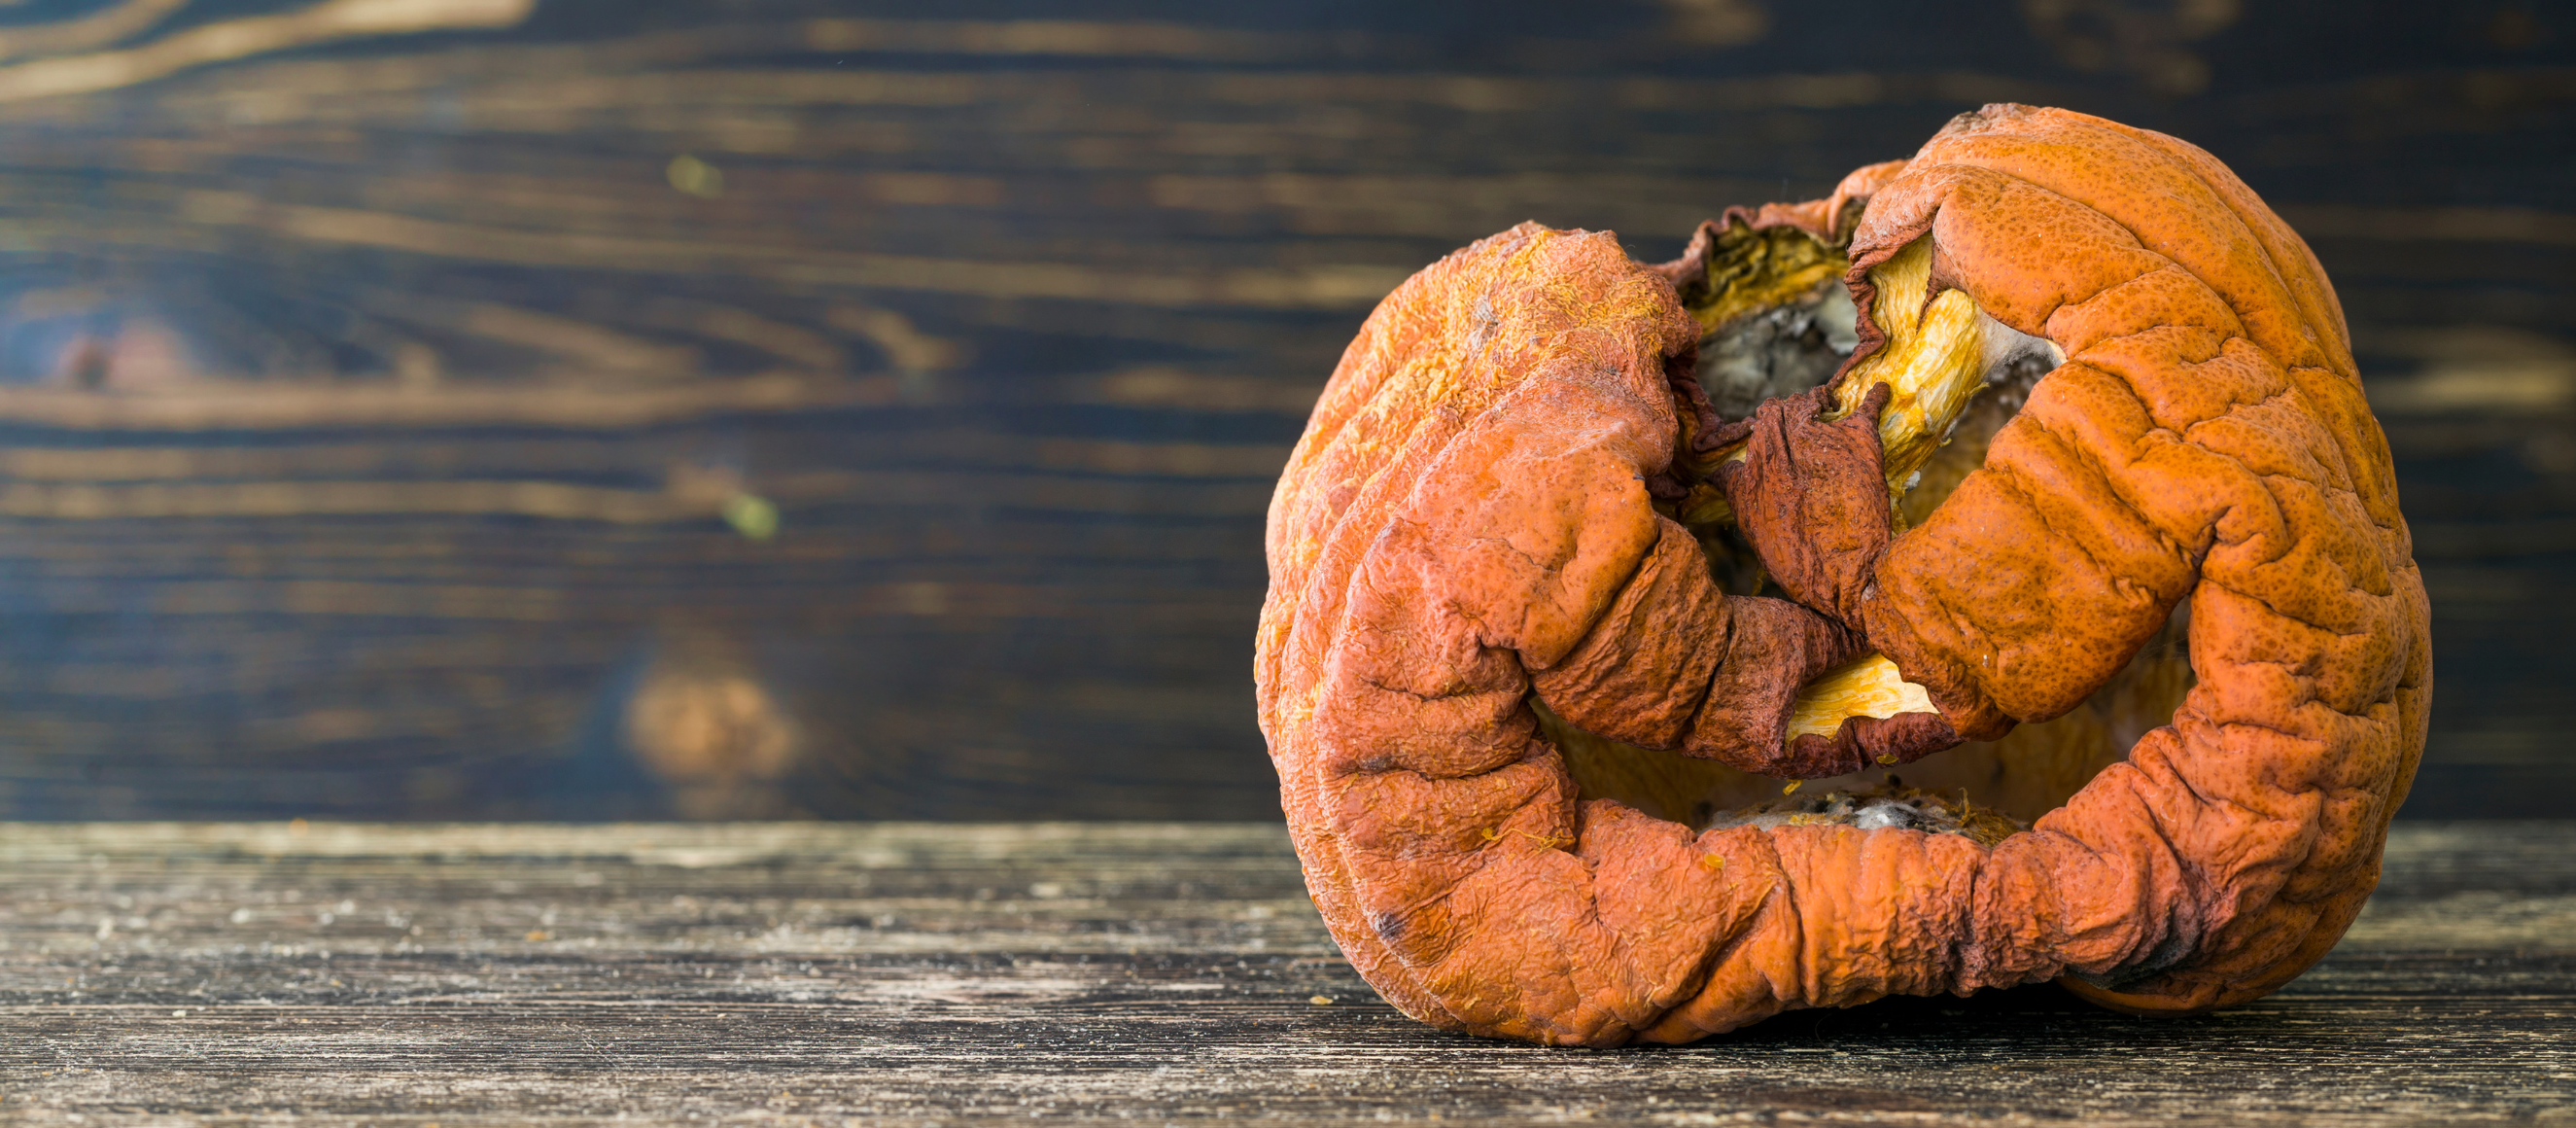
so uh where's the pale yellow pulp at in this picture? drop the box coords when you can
[1785,653,1936,741]
[1830,238,1999,492]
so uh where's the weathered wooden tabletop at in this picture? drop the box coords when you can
[1,822,2568,1125]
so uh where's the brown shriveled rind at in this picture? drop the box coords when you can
[1256,105,2427,1043]
[1717,382,1897,629]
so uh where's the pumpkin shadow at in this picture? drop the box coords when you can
[1680,980,2268,1056]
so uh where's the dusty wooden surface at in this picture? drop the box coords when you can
[0,822,2569,1125]
[0,1,2563,821]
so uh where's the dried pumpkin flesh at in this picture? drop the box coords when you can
[1257,104,2429,1045]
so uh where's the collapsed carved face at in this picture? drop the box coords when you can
[1557,167,2185,837]
[1256,104,2430,1046]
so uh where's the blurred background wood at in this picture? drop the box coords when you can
[0,0,2564,820]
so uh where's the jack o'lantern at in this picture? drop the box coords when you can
[1255,104,2429,1045]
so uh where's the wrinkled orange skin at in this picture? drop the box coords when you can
[1254,104,2431,1045]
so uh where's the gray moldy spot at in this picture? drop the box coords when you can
[1702,783,2025,845]
[1696,279,1859,420]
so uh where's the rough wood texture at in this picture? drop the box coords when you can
[0,821,2569,1124]
[0,1,2566,820]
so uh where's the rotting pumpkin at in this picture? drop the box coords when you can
[1254,104,2430,1045]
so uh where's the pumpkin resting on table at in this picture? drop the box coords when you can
[1254,103,2430,1045]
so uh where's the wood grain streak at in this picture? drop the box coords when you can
[0,822,2569,1125]
[0,0,2559,819]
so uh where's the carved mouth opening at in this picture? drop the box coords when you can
[1548,222,2196,835]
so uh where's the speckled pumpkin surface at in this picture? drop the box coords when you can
[1253,104,2431,1046]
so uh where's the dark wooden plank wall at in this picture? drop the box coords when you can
[0,0,2565,820]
